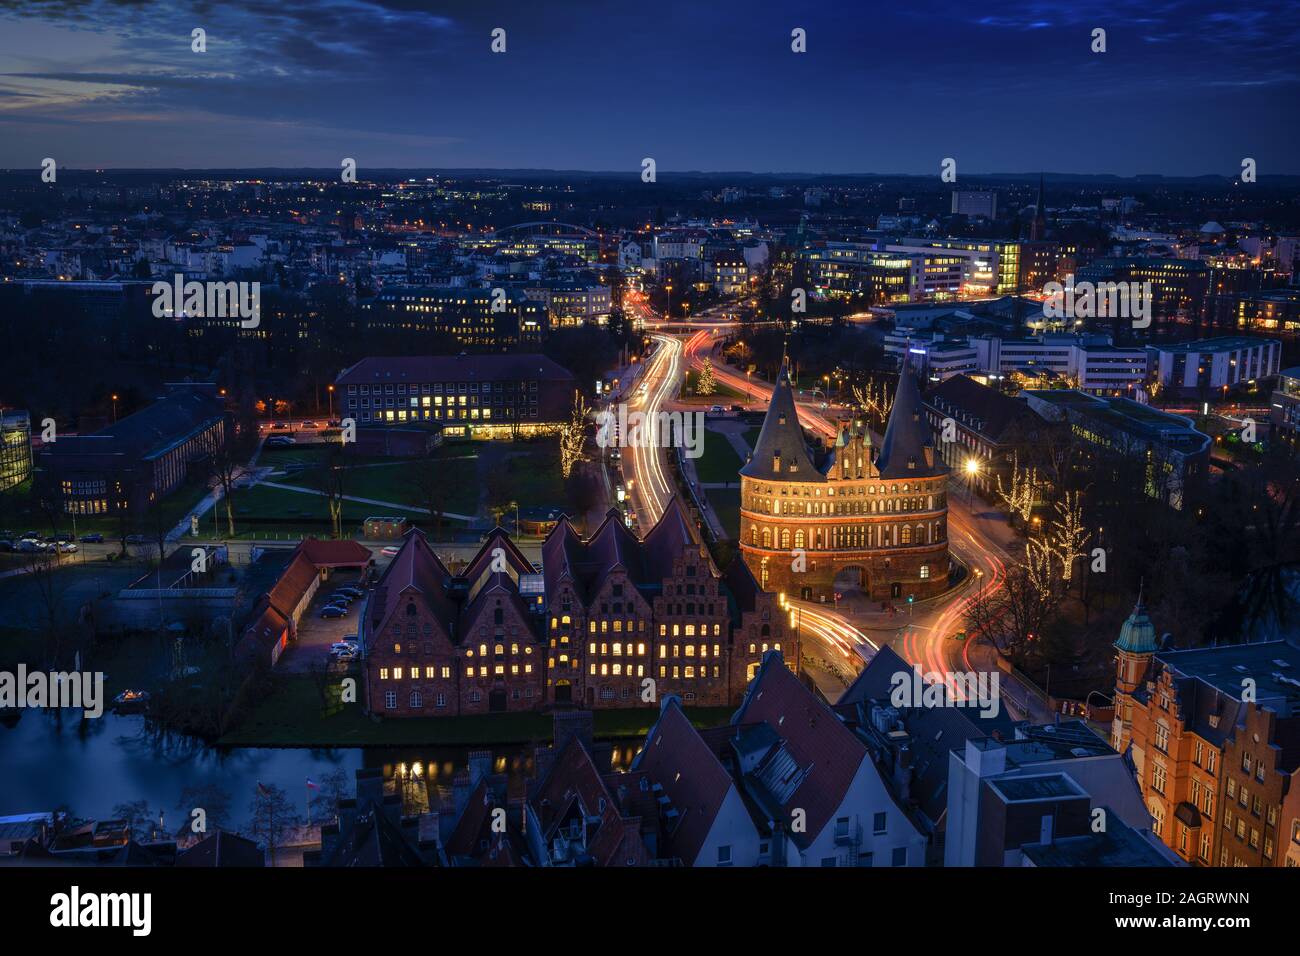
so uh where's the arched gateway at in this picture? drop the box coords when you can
[738,362,950,603]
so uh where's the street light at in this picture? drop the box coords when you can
[963,458,980,505]
[327,384,335,420]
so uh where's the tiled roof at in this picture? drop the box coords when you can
[732,652,867,850]
[876,368,945,479]
[740,362,823,482]
[631,698,734,865]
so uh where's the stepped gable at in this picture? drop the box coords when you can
[367,528,457,637]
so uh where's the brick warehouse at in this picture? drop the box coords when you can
[739,363,950,603]
[361,497,794,716]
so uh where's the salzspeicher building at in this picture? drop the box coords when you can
[361,497,793,717]
[739,363,950,602]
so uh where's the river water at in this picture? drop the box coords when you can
[0,709,642,826]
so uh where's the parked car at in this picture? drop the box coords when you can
[380,545,401,556]
[125,534,148,545]
[709,404,724,414]
[55,542,78,553]
[265,436,295,447]
[330,648,358,662]
[46,532,74,543]
[270,422,289,430]
[327,593,354,605]
[300,420,318,428]
[320,606,348,619]
[79,533,104,543]
[17,540,47,552]
[336,586,364,598]
[329,640,359,652]
[0,540,12,552]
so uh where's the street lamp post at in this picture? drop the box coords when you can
[327,384,335,420]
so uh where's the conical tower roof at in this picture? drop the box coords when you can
[875,368,944,479]
[1115,593,1159,654]
[740,361,823,482]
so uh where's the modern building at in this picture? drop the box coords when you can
[0,409,32,491]
[1074,257,1211,331]
[739,363,950,602]
[41,383,226,516]
[1022,389,1211,510]
[1209,287,1300,338]
[1146,336,1282,398]
[359,499,792,717]
[1111,597,1300,867]
[891,331,1147,394]
[944,721,1179,867]
[335,354,574,439]
[359,287,548,349]
[1270,366,1300,451]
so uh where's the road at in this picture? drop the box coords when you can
[669,315,1048,715]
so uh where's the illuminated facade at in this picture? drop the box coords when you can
[360,287,547,349]
[739,365,950,602]
[1112,600,1300,868]
[361,501,792,717]
[336,353,574,439]
[0,410,32,491]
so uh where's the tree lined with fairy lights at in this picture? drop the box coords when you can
[697,358,717,396]
[995,450,1042,524]
[559,391,589,480]
[1046,490,1090,583]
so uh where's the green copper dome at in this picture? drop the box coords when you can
[1115,598,1158,654]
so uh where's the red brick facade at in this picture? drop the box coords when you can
[363,500,795,716]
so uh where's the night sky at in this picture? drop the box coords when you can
[1,0,1297,174]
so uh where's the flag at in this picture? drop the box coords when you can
[306,778,319,791]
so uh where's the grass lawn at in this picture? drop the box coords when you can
[271,455,480,515]
[707,487,742,540]
[495,447,566,511]
[219,675,733,746]
[694,428,745,485]
[1,476,212,539]
[683,370,744,402]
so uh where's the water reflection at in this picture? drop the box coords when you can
[0,709,645,824]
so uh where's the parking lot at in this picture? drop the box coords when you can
[278,574,366,673]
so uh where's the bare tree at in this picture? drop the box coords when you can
[405,455,458,540]
[248,783,301,866]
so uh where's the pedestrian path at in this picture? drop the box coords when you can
[258,481,477,522]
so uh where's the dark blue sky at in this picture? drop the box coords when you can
[1,0,1297,174]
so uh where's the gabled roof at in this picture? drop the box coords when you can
[732,652,867,850]
[876,368,945,479]
[267,552,319,618]
[740,361,823,482]
[316,802,426,867]
[837,645,1012,824]
[538,498,707,606]
[531,735,650,866]
[631,698,735,865]
[175,830,264,867]
[366,529,456,639]
[296,538,372,568]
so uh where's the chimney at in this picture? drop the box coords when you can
[553,709,595,755]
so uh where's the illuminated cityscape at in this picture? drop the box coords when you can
[0,0,1296,937]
